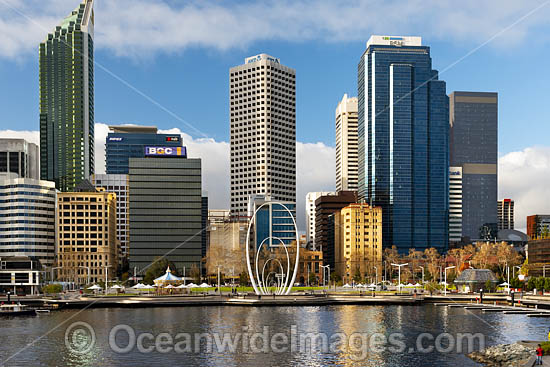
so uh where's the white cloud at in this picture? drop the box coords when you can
[499,146,550,233]
[9,124,550,235]
[0,0,548,59]
[0,124,335,231]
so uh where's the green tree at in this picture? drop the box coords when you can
[535,277,546,292]
[239,271,249,286]
[484,279,494,293]
[309,273,317,286]
[143,257,178,285]
[42,284,62,294]
[353,267,362,283]
[527,277,536,291]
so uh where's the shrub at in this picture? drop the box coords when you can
[42,284,62,294]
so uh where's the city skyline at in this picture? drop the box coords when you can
[1,1,550,232]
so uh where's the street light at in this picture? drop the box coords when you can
[444,266,455,296]
[391,263,409,294]
[104,265,113,295]
[320,265,329,288]
[373,266,378,285]
[418,266,425,284]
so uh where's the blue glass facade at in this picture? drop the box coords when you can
[106,133,183,174]
[254,202,297,248]
[358,38,449,253]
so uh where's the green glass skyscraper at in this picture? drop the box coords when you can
[39,0,95,192]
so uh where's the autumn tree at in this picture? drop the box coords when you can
[424,247,440,283]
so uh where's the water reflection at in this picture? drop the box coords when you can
[0,305,549,367]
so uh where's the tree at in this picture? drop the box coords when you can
[353,267,362,283]
[527,276,536,291]
[239,271,249,286]
[424,248,440,283]
[143,257,178,285]
[472,242,495,270]
[535,277,546,293]
[494,242,522,276]
[309,272,317,286]
[484,279,494,293]
[383,245,400,279]
[189,263,201,284]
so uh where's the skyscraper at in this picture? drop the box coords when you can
[129,154,203,273]
[358,35,449,253]
[497,199,514,230]
[335,94,358,192]
[449,91,498,240]
[39,0,95,192]
[106,125,183,174]
[0,174,56,267]
[229,54,296,216]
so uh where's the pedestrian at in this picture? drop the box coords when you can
[536,344,543,365]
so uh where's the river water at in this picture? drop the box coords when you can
[0,304,548,366]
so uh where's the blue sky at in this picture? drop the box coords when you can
[1,0,550,231]
[0,36,548,153]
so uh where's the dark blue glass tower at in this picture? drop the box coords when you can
[106,125,183,174]
[358,36,449,253]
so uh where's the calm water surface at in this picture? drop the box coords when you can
[0,304,548,366]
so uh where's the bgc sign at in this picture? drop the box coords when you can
[145,146,187,157]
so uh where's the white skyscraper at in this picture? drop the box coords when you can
[335,94,358,192]
[229,54,296,216]
[449,167,463,243]
[306,191,334,248]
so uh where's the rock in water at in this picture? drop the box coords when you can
[467,342,535,366]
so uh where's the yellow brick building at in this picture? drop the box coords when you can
[56,181,118,285]
[335,203,382,283]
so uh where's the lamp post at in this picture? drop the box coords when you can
[444,266,455,296]
[104,265,113,295]
[391,263,409,294]
[321,265,330,290]
[418,266,425,284]
[374,266,378,285]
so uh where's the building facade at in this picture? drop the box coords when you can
[129,156,203,273]
[305,191,334,248]
[358,35,449,253]
[106,125,183,174]
[39,0,95,192]
[527,215,550,240]
[0,139,40,179]
[91,174,129,260]
[206,211,247,278]
[57,182,117,285]
[0,257,42,295]
[248,195,296,248]
[0,175,56,267]
[498,199,514,230]
[335,94,359,192]
[334,203,382,283]
[449,167,463,243]
[314,191,357,269]
[229,54,296,216]
[449,91,498,240]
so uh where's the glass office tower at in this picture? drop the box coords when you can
[106,125,183,174]
[358,35,449,253]
[39,0,95,192]
[449,91,498,241]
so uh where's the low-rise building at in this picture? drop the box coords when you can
[334,203,382,284]
[56,180,118,285]
[0,256,42,295]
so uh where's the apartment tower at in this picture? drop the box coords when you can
[335,94,358,192]
[39,0,95,191]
